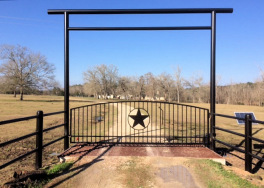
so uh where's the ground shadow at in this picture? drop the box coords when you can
[48,143,114,188]
[217,128,264,173]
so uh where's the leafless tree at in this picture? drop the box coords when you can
[0,44,55,100]
[70,84,84,96]
[174,66,184,103]
[185,72,204,103]
[117,76,132,99]
[157,73,174,102]
[136,76,146,100]
[144,72,157,100]
[83,64,119,98]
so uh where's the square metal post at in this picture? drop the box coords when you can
[245,114,252,172]
[64,12,70,150]
[36,111,43,169]
[210,11,216,150]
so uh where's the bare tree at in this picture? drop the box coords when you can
[185,72,204,103]
[144,72,157,100]
[83,64,119,99]
[0,44,55,100]
[136,76,146,100]
[157,73,174,102]
[174,66,183,103]
[117,76,132,99]
[70,84,84,96]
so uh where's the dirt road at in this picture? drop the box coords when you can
[108,103,164,144]
[45,156,203,188]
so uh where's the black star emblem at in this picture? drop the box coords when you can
[129,109,149,128]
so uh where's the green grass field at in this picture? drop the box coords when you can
[0,94,264,185]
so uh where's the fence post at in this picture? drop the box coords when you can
[210,113,216,150]
[36,111,43,169]
[245,114,252,173]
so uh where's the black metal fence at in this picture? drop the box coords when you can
[0,100,263,174]
[0,110,65,170]
[212,113,264,173]
[70,101,210,146]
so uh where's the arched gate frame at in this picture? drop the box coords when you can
[48,8,233,150]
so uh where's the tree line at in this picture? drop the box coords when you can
[0,44,263,106]
[75,64,264,106]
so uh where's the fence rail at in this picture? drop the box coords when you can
[0,110,65,170]
[213,113,264,173]
[1,101,264,174]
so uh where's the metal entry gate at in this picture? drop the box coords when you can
[70,101,210,146]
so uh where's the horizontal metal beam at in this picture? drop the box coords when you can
[48,8,233,15]
[43,110,65,117]
[0,149,37,170]
[0,115,37,126]
[0,131,37,147]
[68,26,211,31]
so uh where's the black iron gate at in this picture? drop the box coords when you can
[70,101,210,146]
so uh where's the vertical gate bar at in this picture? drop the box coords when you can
[117,103,118,143]
[173,104,175,144]
[142,102,144,143]
[199,109,201,143]
[164,103,166,143]
[151,102,153,143]
[160,103,161,143]
[91,106,93,143]
[146,102,148,143]
[121,102,123,143]
[177,105,179,143]
[130,101,132,143]
[162,103,164,143]
[112,103,114,143]
[169,103,171,143]
[64,12,69,150]
[86,106,88,142]
[94,105,98,142]
[70,109,72,142]
[210,10,216,150]
[204,109,206,145]
[36,111,43,169]
[190,107,193,143]
[74,109,76,142]
[181,105,183,144]
[82,107,84,142]
[125,102,127,143]
[146,101,150,143]
[78,108,80,142]
[186,106,188,144]
[195,108,197,143]
[155,102,157,143]
[100,104,102,142]
[130,102,136,143]
[140,102,142,143]
[245,114,252,172]
[137,129,140,143]
[104,103,106,144]
[108,103,110,143]
[148,101,150,143]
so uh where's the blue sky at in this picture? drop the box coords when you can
[0,0,263,86]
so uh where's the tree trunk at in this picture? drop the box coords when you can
[20,87,23,101]
[14,90,16,98]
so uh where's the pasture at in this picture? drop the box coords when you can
[0,94,264,185]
